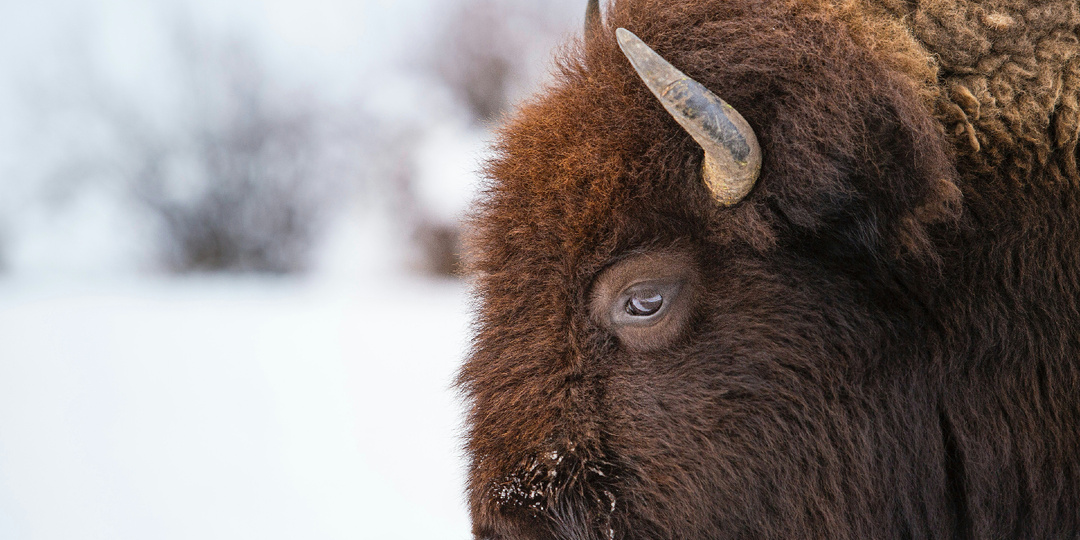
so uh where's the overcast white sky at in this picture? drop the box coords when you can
[0,0,489,276]
[0,0,434,95]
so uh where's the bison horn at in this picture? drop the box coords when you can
[585,0,601,38]
[615,28,762,206]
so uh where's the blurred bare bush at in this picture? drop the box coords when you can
[11,0,586,278]
[429,0,582,124]
[393,0,581,277]
[135,50,331,273]
[358,126,462,276]
[45,25,366,274]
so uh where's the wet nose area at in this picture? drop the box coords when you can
[493,449,568,511]
[484,444,621,539]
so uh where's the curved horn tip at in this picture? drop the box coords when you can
[585,0,601,37]
[615,27,762,206]
[614,28,684,94]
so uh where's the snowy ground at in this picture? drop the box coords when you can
[0,273,473,540]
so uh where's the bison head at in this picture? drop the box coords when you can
[459,0,965,538]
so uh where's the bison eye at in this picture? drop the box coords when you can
[626,291,664,316]
[589,250,700,351]
[612,281,680,326]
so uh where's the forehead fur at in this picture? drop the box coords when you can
[472,0,952,272]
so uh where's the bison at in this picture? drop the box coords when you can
[458,0,1080,537]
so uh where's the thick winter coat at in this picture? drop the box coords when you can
[460,0,1080,537]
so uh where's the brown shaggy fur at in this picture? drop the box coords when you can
[459,0,1080,538]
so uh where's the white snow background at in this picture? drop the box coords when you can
[0,272,471,540]
[0,0,585,538]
